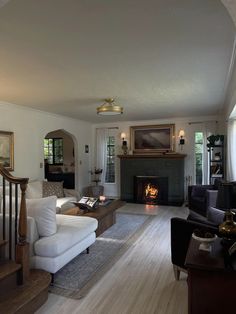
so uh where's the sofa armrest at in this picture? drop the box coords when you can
[63,188,80,199]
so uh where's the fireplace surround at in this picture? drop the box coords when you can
[118,154,186,206]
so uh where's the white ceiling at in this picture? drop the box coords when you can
[0,0,235,123]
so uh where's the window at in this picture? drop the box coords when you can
[105,135,115,183]
[195,132,203,184]
[227,119,236,180]
[44,138,63,164]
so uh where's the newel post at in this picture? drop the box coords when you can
[16,180,30,282]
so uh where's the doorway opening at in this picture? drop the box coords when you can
[44,129,75,189]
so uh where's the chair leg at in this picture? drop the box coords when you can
[86,247,90,254]
[50,273,54,285]
[173,265,180,280]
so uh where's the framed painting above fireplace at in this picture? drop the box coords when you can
[130,124,175,154]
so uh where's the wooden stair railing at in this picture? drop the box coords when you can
[0,165,29,283]
[0,166,51,313]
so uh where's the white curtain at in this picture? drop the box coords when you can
[204,121,218,184]
[227,119,236,181]
[95,128,109,184]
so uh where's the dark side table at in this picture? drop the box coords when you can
[185,237,236,314]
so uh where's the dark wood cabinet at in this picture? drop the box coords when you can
[185,238,236,314]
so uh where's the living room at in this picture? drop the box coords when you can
[0,0,236,313]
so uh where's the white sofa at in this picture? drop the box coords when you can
[1,196,98,275]
[26,196,98,274]
[29,214,98,274]
[26,180,79,213]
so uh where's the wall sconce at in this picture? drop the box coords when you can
[179,129,185,149]
[121,132,128,155]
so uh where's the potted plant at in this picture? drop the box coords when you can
[90,168,103,186]
[87,168,104,197]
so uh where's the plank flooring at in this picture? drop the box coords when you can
[36,204,189,314]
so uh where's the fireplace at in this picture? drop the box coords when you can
[134,176,168,205]
[118,154,185,205]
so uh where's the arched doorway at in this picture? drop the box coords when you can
[44,129,75,189]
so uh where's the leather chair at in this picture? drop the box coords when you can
[188,179,224,216]
[171,182,236,280]
[188,184,215,217]
[170,217,218,280]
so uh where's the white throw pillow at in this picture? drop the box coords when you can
[26,181,43,199]
[26,196,57,237]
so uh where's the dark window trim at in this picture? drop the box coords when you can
[44,138,63,165]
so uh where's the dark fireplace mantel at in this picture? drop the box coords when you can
[118,153,186,206]
[118,153,186,159]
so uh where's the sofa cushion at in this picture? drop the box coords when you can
[34,215,98,257]
[207,207,225,225]
[188,210,219,227]
[56,197,77,213]
[26,196,57,237]
[26,181,43,199]
[56,197,76,209]
[43,181,64,198]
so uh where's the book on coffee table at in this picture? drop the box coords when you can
[75,197,99,210]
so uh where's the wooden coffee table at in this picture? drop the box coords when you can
[63,199,125,236]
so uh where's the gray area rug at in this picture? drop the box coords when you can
[50,212,154,299]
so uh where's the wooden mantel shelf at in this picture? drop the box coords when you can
[117,153,186,159]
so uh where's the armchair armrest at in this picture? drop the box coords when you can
[206,190,218,211]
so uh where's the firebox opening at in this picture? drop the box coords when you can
[134,176,168,205]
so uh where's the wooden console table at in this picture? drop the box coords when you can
[185,238,236,314]
[63,199,125,236]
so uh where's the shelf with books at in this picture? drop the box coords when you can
[208,135,224,184]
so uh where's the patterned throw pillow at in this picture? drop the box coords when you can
[43,181,64,198]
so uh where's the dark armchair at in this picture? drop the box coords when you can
[170,216,218,280]
[171,181,236,280]
[188,184,216,216]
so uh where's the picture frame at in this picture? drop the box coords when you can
[0,131,14,171]
[130,124,175,154]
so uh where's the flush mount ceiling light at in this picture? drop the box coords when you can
[97,98,123,115]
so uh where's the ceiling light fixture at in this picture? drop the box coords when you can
[97,98,123,115]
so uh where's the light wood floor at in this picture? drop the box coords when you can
[36,204,189,314]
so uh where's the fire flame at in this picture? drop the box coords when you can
[145,183,158,199]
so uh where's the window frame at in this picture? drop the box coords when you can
[194,132,204,185]
[105,135,116,184]
[44,138,63,165]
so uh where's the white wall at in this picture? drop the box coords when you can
[0,102,93,193]
[92,115,223,198]
[0,101,226,199]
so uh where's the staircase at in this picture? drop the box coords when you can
[0,166,51,314]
